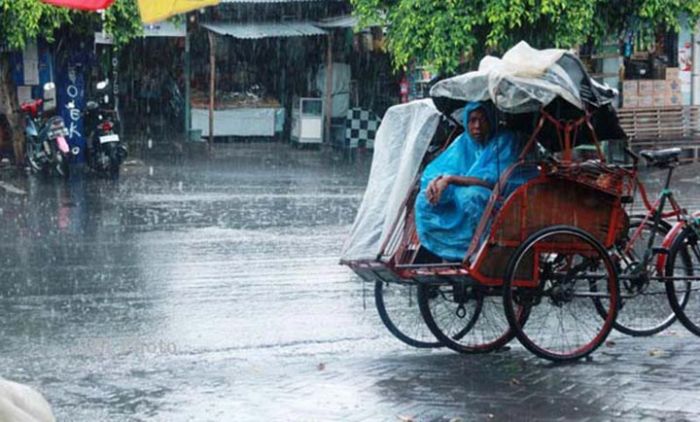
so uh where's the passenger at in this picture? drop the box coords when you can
[415,101,522,262]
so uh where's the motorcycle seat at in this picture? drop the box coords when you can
[20,99,43,117]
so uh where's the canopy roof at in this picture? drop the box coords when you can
[222,0,335,2]
[430,41,618,114]
[202,22,326,39]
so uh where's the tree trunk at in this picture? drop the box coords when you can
[0,53,25,166]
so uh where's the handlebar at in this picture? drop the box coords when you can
[624,147,640,165]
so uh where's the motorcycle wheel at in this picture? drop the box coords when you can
[55,153,69,178]
[25,139,43,174]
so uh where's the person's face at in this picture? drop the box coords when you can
[468,108,490,143]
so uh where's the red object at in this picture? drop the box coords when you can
[40,0,115,11]
[399,75,409,104]
[101,120,113,132]
[20,99,43,118]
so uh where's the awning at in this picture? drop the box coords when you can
[143,21,186,37]
[221,0,335,3]
[314,15,358,29]
[201,22,327,39]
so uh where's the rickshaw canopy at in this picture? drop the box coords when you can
[430,41,617,114]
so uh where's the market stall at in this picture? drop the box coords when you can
[196,22,328,140]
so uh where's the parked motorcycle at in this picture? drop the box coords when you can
[84,79,127,177]
[21,83,75,178]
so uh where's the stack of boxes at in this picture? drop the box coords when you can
[621,68,682,108]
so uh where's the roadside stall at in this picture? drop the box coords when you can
[195,22,328,141]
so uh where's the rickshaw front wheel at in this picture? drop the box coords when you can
[503,226,620,362]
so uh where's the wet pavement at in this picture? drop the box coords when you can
[1,145,700,421]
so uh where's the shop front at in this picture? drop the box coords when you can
[193,21,328,143]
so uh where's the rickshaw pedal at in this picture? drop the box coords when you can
[652,247,669,255]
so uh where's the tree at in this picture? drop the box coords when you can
[0,0,141,164]
[350,0,700,73]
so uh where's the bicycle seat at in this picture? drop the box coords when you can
[640,148,682,167]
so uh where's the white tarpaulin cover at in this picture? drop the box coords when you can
[430,41,616,113]
[341,99,441,261]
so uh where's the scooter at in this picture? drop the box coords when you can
[84,79,127,178]
[21,83,76,178]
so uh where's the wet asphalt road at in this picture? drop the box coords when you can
[2,145,700,422]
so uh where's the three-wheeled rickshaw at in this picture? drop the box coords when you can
[341,42,700,362]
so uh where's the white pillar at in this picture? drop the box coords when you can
[692,22,700,105]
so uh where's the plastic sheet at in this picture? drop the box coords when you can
[340,99,441,261]
[430,41,617,113]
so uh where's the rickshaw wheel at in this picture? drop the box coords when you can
[596,218,683,336]
[503,226,620,362]
[665,228,700,336]
[374,281,442,348]
[417,282,521,353]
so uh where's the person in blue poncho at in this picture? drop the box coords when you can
[415,101,523,262]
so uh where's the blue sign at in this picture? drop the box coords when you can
[56,50,88,164]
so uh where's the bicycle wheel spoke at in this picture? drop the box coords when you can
[503,228,618,361]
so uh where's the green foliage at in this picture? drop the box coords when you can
[104,0,143,48]
[0,0,142,51]
[350,0,700,72]
[0,0,70,49]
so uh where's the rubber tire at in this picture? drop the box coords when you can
[598,218,678,336]
[56,153,69,179]
[374,281,442,348]
[665,228,700,336]
[417,282,523,354]
[503,225,620,362]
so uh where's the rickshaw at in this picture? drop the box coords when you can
[341,42,700,362]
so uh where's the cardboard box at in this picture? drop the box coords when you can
[638,96,654,107]
[638,80,654,95]
[622,80,639,95]
[666,78,681,94]
[622,95,639,108]
[665,94,682,106]
[666,67,680,80]
[653,80,666,94]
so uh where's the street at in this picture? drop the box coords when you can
[1,145,700,422]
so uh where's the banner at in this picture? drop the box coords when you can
[138,0,220,24]
[56,44,91,164]
[41,0,115,11]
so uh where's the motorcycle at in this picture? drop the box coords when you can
[21,83,75,177]
[84,79,127,177]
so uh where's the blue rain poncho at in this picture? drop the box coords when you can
[415,102,523,261]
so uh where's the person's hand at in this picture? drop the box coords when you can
[426,176,450,205]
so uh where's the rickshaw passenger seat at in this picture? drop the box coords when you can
[500,163,540,199]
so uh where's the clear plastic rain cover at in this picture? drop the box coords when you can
[340,99,441,261]
[430,41,616,113]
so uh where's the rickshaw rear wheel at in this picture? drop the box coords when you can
[374,281,442,348]
[503,226,620,362]
[417,281,522,353]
